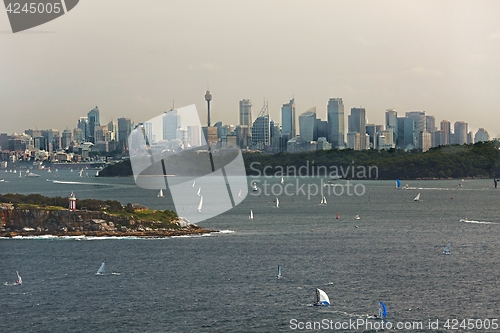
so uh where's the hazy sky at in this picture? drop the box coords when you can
[2,0,500,137]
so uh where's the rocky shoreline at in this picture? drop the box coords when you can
[0,204,217,238]
[0,224,217,238]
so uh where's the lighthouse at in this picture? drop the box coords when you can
[69,192,77,211]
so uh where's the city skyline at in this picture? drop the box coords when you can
[2,1,500,136]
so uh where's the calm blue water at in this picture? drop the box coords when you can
[1,170,500,332]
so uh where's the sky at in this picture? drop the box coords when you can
[1,0,500,137]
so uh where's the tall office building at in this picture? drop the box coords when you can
[239,99,252,127]
[454,121,468,145]
[348,107,367,149]
[252,104,270,150]
[77,117,88,142]
[61,129,72,149]
[87,106,100,143]
[162,109,180,141]
[281,98,296,138]
[327,98,345,149]
[425,115,436,133]
[396,117,415,150]
[117,117,132,150]
[440,120,451,145]
[298,107,316,142]
[385,109,398,145]
[405,111,426,148]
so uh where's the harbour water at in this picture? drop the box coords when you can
[1,170,500,332]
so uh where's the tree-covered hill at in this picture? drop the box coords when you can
[99,141,500,180]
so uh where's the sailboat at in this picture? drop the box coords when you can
[96,261,105,275]
[19,171,22,178]
[157,189,164,197]
[79,169,83,177]
[252,183,258,192]
[277,265,282,279]
[313,288,330,306]
[47,168,51,173]
[276,198,280,208]
[280,177,284,184]
[355,214,361,220]
[319,195,327,205]
[249,209,254,220]
[443,242,451,255]
[414,193,420,201]
[238,189,242,197]
[378,302,387,319]
[95,170,99,177]
[197,196,203,212]
[4,271,22,286]
[197,187,201,196]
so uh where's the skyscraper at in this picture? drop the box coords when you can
[385,109,398,145]
[474,128,490,143]
[162,109,180,141]
[87,106,100,143]
[440,120,451,145]
[117,117,132,150]
[454,121,468,145]
[239,99,252,127]
[252,103,270,150]
[405,111,426,149]
[281,98,296,138]
[327,98,345,148]
[348,107,366,149]
[298,107,316,142]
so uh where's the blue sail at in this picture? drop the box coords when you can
[379,302,387,318]
[396,179,401,188]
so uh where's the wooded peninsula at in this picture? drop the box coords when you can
[99,141,500,180]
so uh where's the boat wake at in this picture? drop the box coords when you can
[460,219,498,224]
[52,180,107,186]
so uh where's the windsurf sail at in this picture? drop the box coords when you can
[414,193,420,201]
[443,242,451,255]
[197,187,201,196]
[15,271,22,285]
[276,198,280,208]
[314,288,330,306]
[378,302,387,318]
[277,265,282,279]
[281,177,284,184]
[96,261,105,275]
[249,209,254,220]
[396,179,401,188]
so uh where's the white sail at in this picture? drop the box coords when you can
[277,265,282,279]
[197,196,203,212]
[355,214,361,220]
[414,193,420,201]
[157,189,164,197]
[276,198,280,208]
[320,195,327,205]
[238,189,242,197]
[281,177,284,184]
[192,181,196,188]
[252,183,258,192]
[249,209,254,220]
[197,187,201,196]
[443,242,451,255]
[15,271,22,285]
[315,288,330,306]
[79,169,83,177]
[96,261,105,275]
[96,170,99,177]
